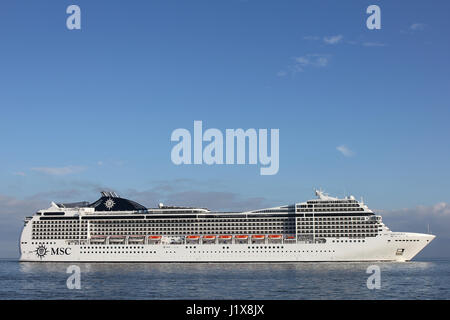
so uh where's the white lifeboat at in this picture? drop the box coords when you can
[90,235,106,243]
[109,235,126,243]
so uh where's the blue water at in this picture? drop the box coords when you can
[0,259,449,299]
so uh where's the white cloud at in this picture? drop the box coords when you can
[12,171,26,176]
[410,23,426,31]
[336,145,355,157]
[305,34,374,47]
[31,165,86,176]
[385,202,450,218]
[303,34,344,45]
[314,56,329,67]
[293,54,330,70]
[323,35,343,45]
[277,53,331,77]
[295,56,310,66]
[432,202,450,214]
[278,54,331,76]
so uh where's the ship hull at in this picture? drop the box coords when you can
[19,232,435,262]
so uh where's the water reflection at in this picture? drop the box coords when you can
[19,260,434,275]
[4,260,442,300]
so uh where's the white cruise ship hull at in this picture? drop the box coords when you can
[19,232,435,263]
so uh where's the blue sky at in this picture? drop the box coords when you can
[0,1,449,257]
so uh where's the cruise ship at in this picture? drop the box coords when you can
[19,190,435,262]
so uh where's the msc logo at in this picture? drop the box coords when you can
[34,245,71,259]
[34,245,48,259]
[51,248,72,256]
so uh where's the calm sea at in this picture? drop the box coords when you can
[0,259,449,299]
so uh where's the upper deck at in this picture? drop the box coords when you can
[31,189,375,219]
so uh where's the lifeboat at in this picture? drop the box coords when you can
[252,235,265,239]
[129,235,145,242]
[109,235,126,243]
[219,235,232,239]
[268,235,282,239]
[285,235,296,240]
[203,235,216,239]
[148,236,162,240]
[235,235,249,239]
[90,235,106,242]
[186,235,200,240]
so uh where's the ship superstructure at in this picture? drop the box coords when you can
[19,190,435,262]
